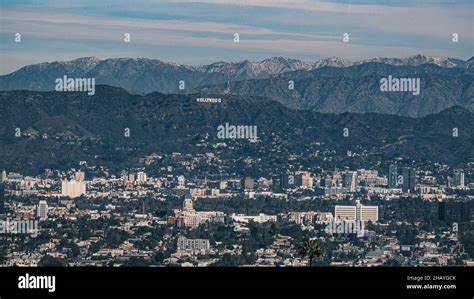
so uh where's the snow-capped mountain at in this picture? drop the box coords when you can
[1,54,471,95]
[195,57,316,79]
[313,57,352,68]
[356,54,466,68]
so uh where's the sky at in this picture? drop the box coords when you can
[0,0,473,74]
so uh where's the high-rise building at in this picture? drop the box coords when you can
[0,170,6,183]
[61,180,86,198]
[453,169,465,187]
[357,202,379,223]
[37,200,48,220]
[402,167,416,193]
[343,171,357,192]
[335,205,357,221]
[0,183,5,216]
[438,201,472,223]
[335,202,378,223]
[136,171,147,184]
[388,164,398,188]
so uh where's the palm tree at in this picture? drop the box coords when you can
[299,239,323,267]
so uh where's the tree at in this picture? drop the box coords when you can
[37,255,68,267]
[299,239,323,267]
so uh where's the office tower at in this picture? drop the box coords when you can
[136,171,147,184]
[243,177,254,191]
[61,180,86,198]
[37,200,48,220]
[453,169,465,187]
[402,167,416,193]
[356,202,379,223]
[335,205,357,221]
[343,171,357,192]
[0,183,5,215]
[335,202,378,223]
[74,171,85,182]
[438,201,472,223]
[388,164,398,188]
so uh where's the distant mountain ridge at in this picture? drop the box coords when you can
[1,54,472,117]
[196,62,474,117]
[355,54,466,68]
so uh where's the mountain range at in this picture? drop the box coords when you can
[0,86,472,173]
[1,54,473,117]
[196,62,473,117]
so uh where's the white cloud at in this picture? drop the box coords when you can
[1,2,471,73]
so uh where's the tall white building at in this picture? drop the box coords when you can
[453,170,465,187]
[136,171,147,184]
[61,180,86,198]
[178,175,186,187]
[357,202,378,223]
[37,200,48,220]
[0,170,6,183]
[343,171,357,192]
[335,202,378,223]
[335,205,357,221]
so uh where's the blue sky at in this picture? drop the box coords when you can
[0,0,472,74]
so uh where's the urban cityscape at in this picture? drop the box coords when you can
[1,155,472,267]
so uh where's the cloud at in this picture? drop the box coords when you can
[0,1,472,73]
[0,8,344,42]
[170,0,473,40]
